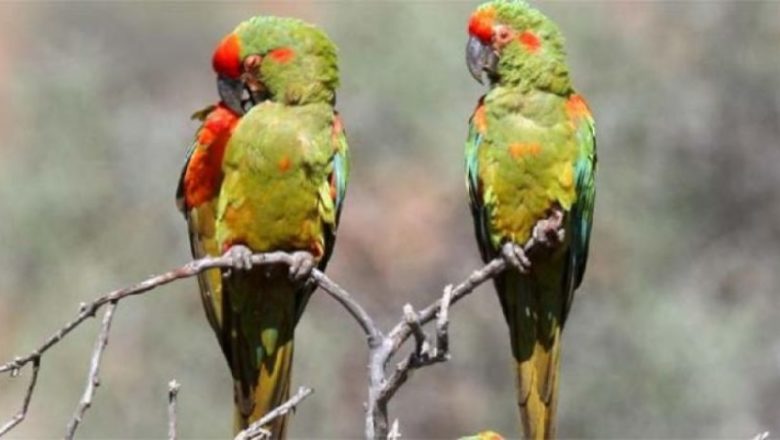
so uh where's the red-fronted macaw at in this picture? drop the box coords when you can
[464,1,596,438]
[176,16,349,436]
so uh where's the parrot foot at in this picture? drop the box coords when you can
[224,245,254,271]
[533,208,565,248]
[501,242,531,274]
[288,251,315,281]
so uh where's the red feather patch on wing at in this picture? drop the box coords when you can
[183,104,240,209]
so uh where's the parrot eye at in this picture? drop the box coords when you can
[243,55,262,73]
[239,55,268,112]
[494,25,513,46]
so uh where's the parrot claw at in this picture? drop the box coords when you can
[533,208,565,248]
[288,251,315,281]
[224,245,254,271]
[501,242,531,274]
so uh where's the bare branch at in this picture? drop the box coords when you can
[0,356,40,436]
[311,271,384,346]
[65,300,119,440]
[355,214,565,439]
[434,285,453,359]
[1,214,560,440]
[402,304,426,358]
[388,419,401,440]
[167,380,180,440]
[234,386,314,440]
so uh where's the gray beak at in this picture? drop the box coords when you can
[217,75,245,115]
[466,36,498,85]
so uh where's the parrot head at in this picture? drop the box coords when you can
[212,16,339,114]
[466,0,572,93]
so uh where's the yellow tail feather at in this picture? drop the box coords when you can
[233,340,295,436]
[515,329,561,440]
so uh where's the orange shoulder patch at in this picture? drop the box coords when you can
[183,104,240,209]
[331,114,344,146]
[565,94,592,119]
[472,101,487,134]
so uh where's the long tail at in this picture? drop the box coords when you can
[497,264,565,440]
[222,265,301,437]
[233,339,294,436]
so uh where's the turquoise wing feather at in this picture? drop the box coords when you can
[465,102,495,263]
[563,107,596,322]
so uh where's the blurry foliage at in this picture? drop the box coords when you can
[1,2,779,438]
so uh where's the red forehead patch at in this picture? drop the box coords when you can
[468,7,496,43]
[212,33,242,78]
[518,30,541,53]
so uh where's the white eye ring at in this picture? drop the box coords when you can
[493,25,513,44]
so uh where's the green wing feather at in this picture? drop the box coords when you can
[562,108,596,322]
[296,113,350,321]
[465,103,494,264]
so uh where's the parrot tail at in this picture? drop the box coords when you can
[498,266,565,440]
[233,339,294,436]
[224,266,300,438]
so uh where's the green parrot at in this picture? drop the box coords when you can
[463,1,596,438]
[175,16,349,436]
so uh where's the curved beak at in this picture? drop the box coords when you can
[466,36,498,85]
[217,75,245,115]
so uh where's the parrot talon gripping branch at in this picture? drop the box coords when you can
[0,225,566,439]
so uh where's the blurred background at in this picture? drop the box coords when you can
[1,1,779,438]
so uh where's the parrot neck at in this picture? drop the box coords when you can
[493,44,573,96]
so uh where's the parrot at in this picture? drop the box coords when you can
[175,16,349,436]
[463,1,596,438]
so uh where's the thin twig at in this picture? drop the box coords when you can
[388,419,401,440]
[234,386,314,440]
[311,271,384,346]
[1,218,557,440]
[0,252,296,375]
[402,304,426,358]
[167,380,180,440]
[435,285,453,358]
[64,300,118,439]
[358,216,564,439]
[0,356,40,436]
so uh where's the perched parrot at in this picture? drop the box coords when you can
[463,1,596,438]
[175,17,349,436]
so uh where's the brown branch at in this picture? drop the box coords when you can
[65,300,119,439]
[351,214,564,439]
[234,386,314,440]
[0,252,304,438]
[0,356,40,436]
[0,214,560,440]
[310,271,384,346]
[167,380,180,440]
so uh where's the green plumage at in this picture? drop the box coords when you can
[465,1,596,438]
[236,17,339,105]
[177,16,348,437]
